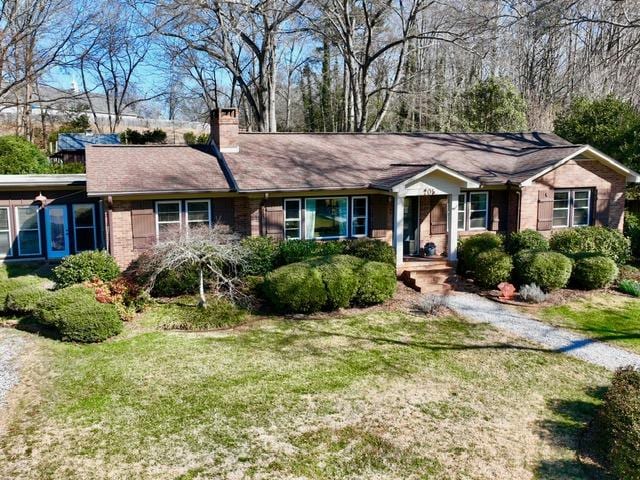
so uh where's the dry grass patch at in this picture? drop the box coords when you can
[0,310,611,479]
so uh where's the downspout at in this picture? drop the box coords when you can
[106,195,114,255]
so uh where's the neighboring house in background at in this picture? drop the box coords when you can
[51,133,121,164]
[0,108,638,291]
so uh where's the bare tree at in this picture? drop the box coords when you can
[145,224,248,308]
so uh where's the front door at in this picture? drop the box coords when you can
[403,197,419,256]
[45,205,69,259]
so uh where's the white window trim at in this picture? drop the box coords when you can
[72,204,97,252]
[185,199,212,229]
[552,190,570,228]
[283,198,301,240]
[15,205,41,256]
[457,193,466,231]
[304,196,349,240]
[155,200,182,241]
[350,196,368,238]
[571,189,591,227]
[0,206,12,257]
[552,189,591,228]
[468,191,489,230]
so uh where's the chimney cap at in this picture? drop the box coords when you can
[211,108,238,122]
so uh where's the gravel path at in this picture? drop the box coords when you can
[447,292,640,371]
[0,331,26,408]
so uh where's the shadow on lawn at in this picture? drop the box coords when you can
[535,386,612,480]
[14,316,62,340]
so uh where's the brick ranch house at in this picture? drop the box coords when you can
[0,108,638,288]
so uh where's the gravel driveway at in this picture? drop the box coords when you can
[0,331,26,408]
[447,292,640,371]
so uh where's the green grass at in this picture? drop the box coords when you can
[0,310,611,479]
[539,293,640,354]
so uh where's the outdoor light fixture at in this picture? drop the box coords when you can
[35,192,47,207]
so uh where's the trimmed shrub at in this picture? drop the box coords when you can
[151,266,200,297]
[514,250,572,291]
[355,261,396,305]
[598,367,640,480]
[277,240,322,265]
[504,229,549,255]
[458,233,503,274]
[317,256,359,309]
[35,285,121,342]
[571,256,618,290]
[5,286,48,314]
[343,239,395,265]
[619,279,640,297]
[549,226,631,265]
[518,284,548,303]
[0,276,42,309]
[53,251,120,288]
[263,262,327,313]
[160,297,246,330]
[241,236,280,275]
[472,248,513,288]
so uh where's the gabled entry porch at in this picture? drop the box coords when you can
[388,165,480,291]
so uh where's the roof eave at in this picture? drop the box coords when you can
[86,188,232,197]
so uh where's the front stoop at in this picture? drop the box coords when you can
[398,257,458,293]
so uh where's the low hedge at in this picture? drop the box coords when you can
[571,255,618,290]
[263,255,395,313]
[624,210,640,259]
[53,250,120,288]
[5,286,47,314]
[343,239,395,265]
[277,240,343,265]
[472,248,513,288]
[458,233,503,274]
[354,261,396,306]
[513,250,572,291]
[504,229,549,255]
[0,276,42,309]
[549,226,631,265]
[263,262,327,313]
[241,236,279,276]
[35,285,121,342]
[598,367,640,480]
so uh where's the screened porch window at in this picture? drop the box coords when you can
[305,197,348,239]
[15,206,41,256]
[72,204,96,251]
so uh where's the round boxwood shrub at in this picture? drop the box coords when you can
[458,233,503,274]
[571,255,618,290]
[263,262,327,313]
[472,248,513,288]
[549,226,631,265]
[504,229,549,255]
[316,256,359,309]
[5,286,48,314]
[343,239,395,265]
[240,236,280,276]
[53,251,120,289]
[35,285,121,342]
[514,250,572,291]
[354,261,396,305]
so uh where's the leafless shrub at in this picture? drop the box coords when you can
[416,294,449,316]
[518,284,548,303]
[144,223,248,307]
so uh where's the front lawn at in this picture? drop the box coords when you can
[0,308,611,479]
[539,293,640,354]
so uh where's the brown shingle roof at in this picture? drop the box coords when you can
[85,144,231,195]
[222,132,581,191]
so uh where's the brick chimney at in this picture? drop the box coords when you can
[210,108,239,153]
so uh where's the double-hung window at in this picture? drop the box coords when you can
[186,200,211,230]
[15,206,41,256]
[305,197,348,239]
[284,199,301,239]
[0,207,11,256]
[72,204,96,251]
[553,189,591,228]
[468,192,489,230]
[457,193,466,230]
[351,197,368,237]
[156,201,181,241]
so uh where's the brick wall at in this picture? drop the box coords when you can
[520,159,626,233]
[110,200,137,268]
